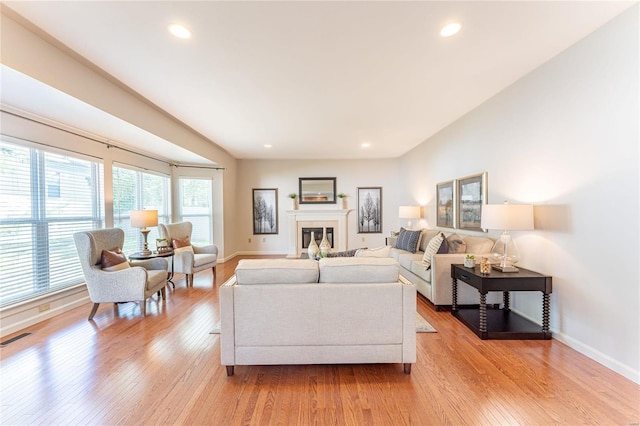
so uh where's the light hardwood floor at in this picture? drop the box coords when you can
[1,255,638,425]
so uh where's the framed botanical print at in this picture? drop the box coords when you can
[357,187,382,233]
[253,188,278,234]
[456,172,487,231]
[436,180,455,228]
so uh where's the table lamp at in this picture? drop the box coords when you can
[399,205,421,230]
[480,202,533,272]
[130,209,158,256]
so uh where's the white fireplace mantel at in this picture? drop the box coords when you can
[286,209,353,258]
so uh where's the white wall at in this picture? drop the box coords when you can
[236,159,403,255]
[399,7,639,383]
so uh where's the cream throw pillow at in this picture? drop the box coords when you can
[421,233,445,270]
[355,246,391,258]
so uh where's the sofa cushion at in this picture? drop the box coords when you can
[318,258,399,283]
[235,259,319,284]
[410,260,432,283]
[395,228,422,253]
[397,252,422,270]
[463,236,494,254]
[446,233,467,253]
[421,233,447,270]
[355,246,391,258]
[419,229,441,252]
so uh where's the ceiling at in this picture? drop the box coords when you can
[1,1,635,161]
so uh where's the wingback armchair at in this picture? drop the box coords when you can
[73,228,168,320]
[158,221,218,287]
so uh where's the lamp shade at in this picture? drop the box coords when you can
[399,205,421,219]
[130,210,158,228]
[481,204,533,231]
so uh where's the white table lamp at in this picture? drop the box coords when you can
[399,205,421,230]
[480,202,533,272]
[130,209,158,256]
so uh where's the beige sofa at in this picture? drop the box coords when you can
[220,257,416,376]
[390,230,501,309]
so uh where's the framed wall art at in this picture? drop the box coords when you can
[357,187,382,233]
[252,188,278,234]
[436,180,455,228]
[299,177,336,204]
[456,172,487,231]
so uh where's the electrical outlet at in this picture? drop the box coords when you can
[262,237,266,243]
[39,303,50,313]
[248,237,251,243]
[361,237,365,242]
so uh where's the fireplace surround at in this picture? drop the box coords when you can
[286,209,352,258]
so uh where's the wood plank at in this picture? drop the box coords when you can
[0,255,638,425]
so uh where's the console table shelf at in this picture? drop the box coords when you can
[451,264,552,340]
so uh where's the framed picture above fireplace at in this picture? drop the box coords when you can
[253,188,278,234]
[357,187,382,233]
[299,177,336,204]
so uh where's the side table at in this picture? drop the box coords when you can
[129,250,176,288]
[451,264,552,340]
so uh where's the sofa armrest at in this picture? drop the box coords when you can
[430,253,470,305]
[400,276,417,363]
[219,275,237,367]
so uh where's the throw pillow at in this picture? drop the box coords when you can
[395,228,422,253]
[172,236,191,249]
[326,248,360,257]
[421,233,447,270]
[446,233,467,253]
[101,248,130,272]
[355,246,391,258]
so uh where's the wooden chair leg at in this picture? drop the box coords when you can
[403,363,412,374]
[88,303,100,320]
[161,287,166,300]
[226,366,234,376]
[189,274,194,287]
[141,301,146,316]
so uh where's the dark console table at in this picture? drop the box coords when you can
[451,264,552,340]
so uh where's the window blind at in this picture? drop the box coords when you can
[179,177,213,245]
[112,164,171,254]
[0,139,104,306]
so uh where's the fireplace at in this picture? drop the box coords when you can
[302,227,334,249]
[286,209,352,258]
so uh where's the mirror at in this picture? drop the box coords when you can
[299,177,336,204]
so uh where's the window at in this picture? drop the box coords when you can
[0,139,104,306]
[113,164,171,254]
[179,177,212,245]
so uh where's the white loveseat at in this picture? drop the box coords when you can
[391,230,501,309]
[220,257,416,376]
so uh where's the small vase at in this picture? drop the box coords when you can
[320,227,331,256]
[307,231,319,259]
[291,198,298,210]
[340,197,347,209]
[464,258,476,268]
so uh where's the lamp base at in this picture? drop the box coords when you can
[492,264,519,273]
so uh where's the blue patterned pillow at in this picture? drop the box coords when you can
[395,228,422,253]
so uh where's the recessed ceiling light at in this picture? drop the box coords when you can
[361,142,371,148]
[169,24,191,39]
[440,22,461,37]
[264,144,272,148]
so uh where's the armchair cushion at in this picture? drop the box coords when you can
[101,248,130,272]
[194,253,217,268]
